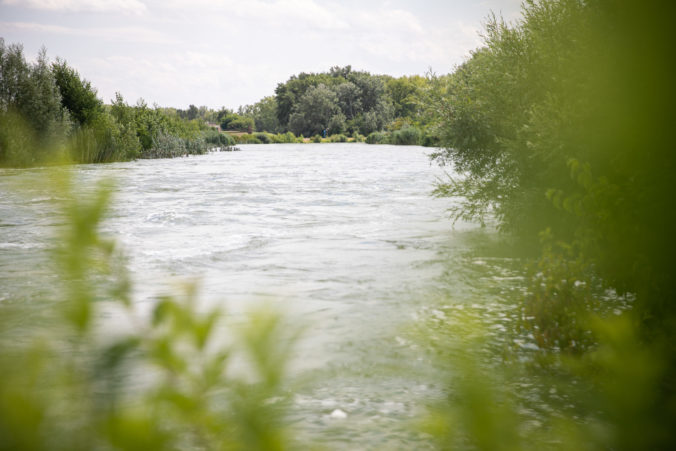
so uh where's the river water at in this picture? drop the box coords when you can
[0,143,526,448]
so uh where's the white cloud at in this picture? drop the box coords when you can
[0,0,520,108]
[339,8,481,70]
[160,0,349,30]
[82,51,281,108]
[1,0,147,15]
[145,0,484,72]
[355,8,424,34]
[480,0,523,21]
[0,21,175,44]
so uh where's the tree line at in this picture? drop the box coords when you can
[1,0,675,448]
[246,65,435,143]
[177,66,439,145]
[1,38,443,167]
[0,39,236,167]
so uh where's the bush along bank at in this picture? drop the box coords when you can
[0,41,237,167]
[365,126,439,147]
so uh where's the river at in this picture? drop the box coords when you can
[0,143,524,449]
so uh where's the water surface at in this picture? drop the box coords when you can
[1,143,518,448]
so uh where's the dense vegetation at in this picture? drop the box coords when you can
[0,40,235,167]
[1,38,438,168]
[426,0,676,448]
[238,66,437,144]
[122,67,439,146]
[432,0,676,344]
[2,0,675,448]
[1,37,453,170]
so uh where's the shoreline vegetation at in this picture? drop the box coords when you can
[1,0,676,449]
[1,40,438,168]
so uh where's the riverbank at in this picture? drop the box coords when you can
[1,41,438,169]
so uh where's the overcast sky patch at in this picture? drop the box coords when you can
[0,0,522,109]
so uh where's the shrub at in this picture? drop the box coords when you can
[391,126,421,145]
[281,131,297,143]
[203,129,235,148]
[141,132,187,159]
[0,110,41,167]
[366,131,388,144]
[311,134,322,143]
[421,132,440,147]
[329,134,347,143]
[70,112,131,163]
[269,132,297,143]
[184,137,208,155]
[228,117,254,133]
[253,132,271,144]
[235,134,262,144]
[221,132,236,146]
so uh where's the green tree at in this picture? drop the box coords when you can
[334,81,362,120]
[251,96,281,132]
[274,71,340,130]
[349,72,385,113]
[219,114,234,130]
[186,104,198,120]
[329,64,352,79]
[328,111,346,135]
[0,41,70,164]
[287,83,340,137]
[358,111,376,135]
[51,58,102,126]
[227,116,254,133]
[386,76,423,119]
[24,47,70,141]
[0,39,30,111]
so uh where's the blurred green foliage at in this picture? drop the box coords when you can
[418,305,672,450]
[427,0,676,448]
[0,175,299,450]
[3,0,676,448]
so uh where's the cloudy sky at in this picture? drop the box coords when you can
[0,0,521,110]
